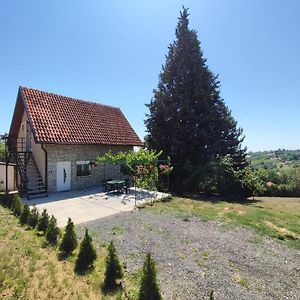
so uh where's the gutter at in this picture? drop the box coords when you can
[41,144,48,192]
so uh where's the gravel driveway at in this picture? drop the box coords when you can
[76,210,300,300]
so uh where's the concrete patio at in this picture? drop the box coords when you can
[26,187,168,227]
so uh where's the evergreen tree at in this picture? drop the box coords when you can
[138,253,162,300]
[46,215,60,245]
[59,218,78,254]
[28,205,39,228]
[75,228,97,272]
[3,193,13,208]
[37,209,49,233]
[19,203,30,225]
[11,194,20,212]
[12,195,22,217]
[145,7,246,192]
[103,241,123,292]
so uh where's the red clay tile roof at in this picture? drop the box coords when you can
[18,87,143,146]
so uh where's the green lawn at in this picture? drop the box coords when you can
[0,196,140,300]
[145,196,300,249]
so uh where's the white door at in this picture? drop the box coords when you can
[56,161,71,192]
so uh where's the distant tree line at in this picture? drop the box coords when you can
[255,167,300,197]
[248,150,300,197]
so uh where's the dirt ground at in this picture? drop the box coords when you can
[77,210,300,300]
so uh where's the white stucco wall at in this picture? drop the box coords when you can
[31,138,45,182]
[17,111,45,182]
[17,111,26,152]
[0,163,16,191]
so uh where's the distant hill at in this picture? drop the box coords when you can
[248,149,300,171]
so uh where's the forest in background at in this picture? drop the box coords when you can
[248,150,300,197]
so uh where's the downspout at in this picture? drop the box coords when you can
[41,144,48,192]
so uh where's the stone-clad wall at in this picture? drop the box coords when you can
[44,144,132,193]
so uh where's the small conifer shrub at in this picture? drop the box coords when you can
[37,209,49,233]
[103,241,124,292]
[12,195,22,217]
[46,215,60,245]
[59,218,78,254]
[75,228,97,273]
[138,253,162,300]
[10,194,18,211]
[28,205,39,228]
[19,203,30,225]
[2,192,14,208]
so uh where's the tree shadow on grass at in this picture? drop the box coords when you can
[179,192,262,205]
[57,251,72,261]
[74,264,95,276]
[36,231,45,237]
[100,282,123,297]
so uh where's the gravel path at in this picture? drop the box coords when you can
[76,211,300,300]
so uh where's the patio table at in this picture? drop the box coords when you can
[106,180,125,193]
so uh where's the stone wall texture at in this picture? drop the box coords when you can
[44,144,132,193]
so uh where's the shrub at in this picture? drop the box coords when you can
[12,195,22,217]
[19,203,30,225]
[11,194,17,211]
[0,192,4,205]
[138,253,162,300]
[37,209,49,233]
[1,192,14,208]
[28,205,39,228]
[45,215,60,245]
[75,228,97,273]
[103,241,123,292]
[59,218,78,254]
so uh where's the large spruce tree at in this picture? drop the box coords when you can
[145,7,246,192]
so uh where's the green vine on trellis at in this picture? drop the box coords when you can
[95,149,173,191]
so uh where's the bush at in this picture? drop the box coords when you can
[37,209,49,233]
[0,193,4,205]
[12,195,22,216]
[45,215,60,245]
[197,155,265,200]
[75,228,97,273]
[103,241,123,292]
[1,192,14,208]
[264,182,300,197]
[59,218,78,254]
[28,205,39,228]
[19,203,30,225]
[138,253,162,300]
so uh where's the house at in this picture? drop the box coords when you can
[6,86,143,198]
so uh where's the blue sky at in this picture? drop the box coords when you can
[1,0,299,151]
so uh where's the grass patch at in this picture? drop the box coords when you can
[0,204,142,299]
[145,196,300,249]
[234,274,250,288]
[0,205,102,299]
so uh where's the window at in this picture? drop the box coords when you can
[76,161,91,177]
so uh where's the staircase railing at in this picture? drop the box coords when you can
[12,152,30,196]
[8,137,26,152]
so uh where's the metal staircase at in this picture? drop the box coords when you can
[8,138,47,199]
[25,154,47,199]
